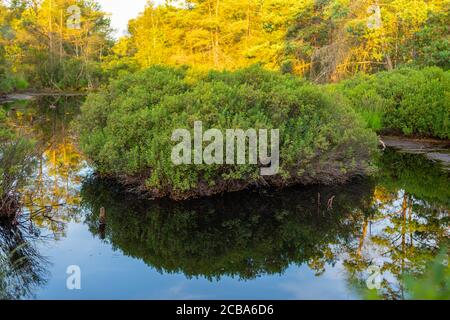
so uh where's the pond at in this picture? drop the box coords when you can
[1,96,449,300]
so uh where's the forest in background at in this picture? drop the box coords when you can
[0,0,112,92]
[0,0,448,93]
[122,0,449,81]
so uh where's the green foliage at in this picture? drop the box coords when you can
[0,108,11,140]
[407,12,450,70]
[33,58,102,90]
[0,42,28,94]
[122,0,303,71]
[1,0,449,91]
[0,0,113,91]
[117,0,447,81]
[335,67,450,138]
[0,77,13,96]
[283,0,449,81]
[100,56,139,84]
[280,59,295,74]
[13,77,28,91]
[0,75,29,95]
[78,65,378,199]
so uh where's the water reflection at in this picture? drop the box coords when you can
[80,149,449,298]
[82,179,375,280]
[1,96,86,299]
[7,96,88,238]
[0,220,49,299]
[344,150,449,299]
[0,96,448,299]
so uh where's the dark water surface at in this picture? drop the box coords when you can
[1,97,448,299]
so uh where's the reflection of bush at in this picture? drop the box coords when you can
[82,178,374,280]
[377,149,450,206]
[0,109,36,219]
[5,96,86,233]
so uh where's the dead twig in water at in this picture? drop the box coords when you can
[327,196,335,210]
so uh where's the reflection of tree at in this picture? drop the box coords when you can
[343,150,449,299]
[82,178,374,280]
[0,96,84,299]
[8,96,87,238]
[0,220,49,300]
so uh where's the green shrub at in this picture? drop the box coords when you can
[280,59,294,74]
[0,77,13,95]
[335,67,450,139]
[0,75,28,95]
[0,108,11,140]
[30,56,105,90]
[13,77,28,91]
[78,65,378,200]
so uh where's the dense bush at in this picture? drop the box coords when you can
[1,45,28,95]
[334,67,450,138]
[30,57,104,91]
[0,73,28,96]
[78,65,378,200]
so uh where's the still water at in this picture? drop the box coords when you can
[1,97,449,300]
